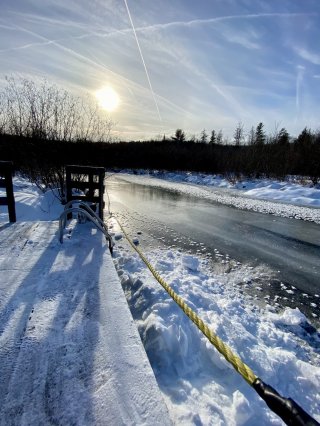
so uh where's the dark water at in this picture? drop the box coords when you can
[107,177,320,323]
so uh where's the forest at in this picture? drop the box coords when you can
[0,77,319,192]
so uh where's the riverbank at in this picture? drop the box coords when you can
[107,173,320,425]
[114,171,320,224]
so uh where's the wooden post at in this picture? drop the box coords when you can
[65,165,105,220]
[0,161,16,223]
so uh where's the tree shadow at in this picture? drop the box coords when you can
[0,221,105,424]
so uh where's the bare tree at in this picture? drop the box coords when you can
[216,130,223,145]
[188,133,196,143]
[247,126,255,145]
[233,122,244,146]
[0,76,114,142]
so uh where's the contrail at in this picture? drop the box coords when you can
[1,23,194,118]
[123,0,162,122]
[296,65,304,114]
[136,12,316,32]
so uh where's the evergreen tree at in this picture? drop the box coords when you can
[171,128,186,142]
[200,129,208,143]
[209,130,216,144]
[277,128,289,145]
[296,127,312,146]
[255,122,266,145]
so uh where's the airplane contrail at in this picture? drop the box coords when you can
[3,23,193,118]
[296,65,304,114]
[123,0,162,122]
[135,12,316,32]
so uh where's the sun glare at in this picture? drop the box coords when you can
[95,86,120,112]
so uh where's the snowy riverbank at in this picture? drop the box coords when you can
[107,172,320,425]
[115,171,320,224]
[1,175,320,425]
[109,221,319,425]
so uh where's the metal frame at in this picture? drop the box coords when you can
[59,200,114,252]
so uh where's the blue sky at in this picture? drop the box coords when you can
[1,0,320,141]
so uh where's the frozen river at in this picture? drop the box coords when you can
[107,176,320,316]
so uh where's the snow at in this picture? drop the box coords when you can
[275,307,308,326]
[117,171,320,224]
[0,180,170,425]
[182,255,200,272]
[1,175,320,425]
[110,229,320,425]
[0,176,62,222]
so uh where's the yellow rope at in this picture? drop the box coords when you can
[114,216,257,386]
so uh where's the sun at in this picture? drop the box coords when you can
[95,86,120,112]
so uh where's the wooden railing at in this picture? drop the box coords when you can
[65,165,105,220]
[0,161,16,223]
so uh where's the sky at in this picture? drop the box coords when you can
[1,0,320,141]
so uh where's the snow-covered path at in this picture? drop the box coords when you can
[0,220,170,425]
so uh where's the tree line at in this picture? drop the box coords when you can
[0,77,319,194]
[170,123,290,147]
[1,129,319,181]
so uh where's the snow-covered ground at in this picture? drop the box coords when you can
[0,176,62,222]
[110,231,320,425]
[148,170,320,207]
[1,175,320,425]
[116,171,320,224]
[0,178,170,425]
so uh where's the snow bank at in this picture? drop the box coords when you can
[244,182,320,207]
[110,217,320,425]
[116,171,320,224]
[0,176,62,222]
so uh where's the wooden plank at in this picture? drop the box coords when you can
[65,165,105,221]
[0,161,16,222]
[0,197,8,205]
[69,195,101,203]
[5,173,16,223]
[66,165,105,175]
[0,160,14,172]
[68,181,100,190]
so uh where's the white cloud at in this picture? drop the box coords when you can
[221,32,260,49]
[294,46,320,65]
[1,1,319,140]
